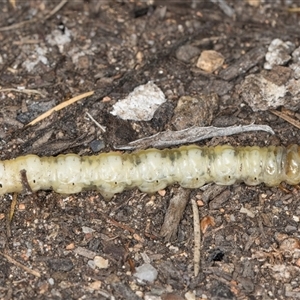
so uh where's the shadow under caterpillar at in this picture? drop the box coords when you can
[1,145,300,199]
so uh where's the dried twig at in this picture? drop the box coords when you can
[0,18,38,32]
[286,7,300,12]
[9,193,18,222]
[99,212,144,243]
[0,88,46,98]
[44,0,68,21]
[0,251,41,277]
[9,0,16,9]
[191,199,201,277]
[85,112,106,132]
[0,0,68,31]
[270,109,300,130]
[26,91,94,127]
[115,124,275,150]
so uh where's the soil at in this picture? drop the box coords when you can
[1,1,300,299]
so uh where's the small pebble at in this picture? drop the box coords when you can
[176,45,200,63]
[240,206,255,218]
[171,94,219,130]
[0,236,6,249]
[196,50,224,73]
[94,255,109,269]
[90,140,105,152]
[264,38,295,70]
[184,291,196,300]
[134,263,158,284]
[87,260,96,269]
[65,243,75,250]
[240,74,286,111]
[82,226,95,234]
[88,280,102,290]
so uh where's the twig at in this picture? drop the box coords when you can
[286,7,300,12]
[26,91,94,127]
[270,109,300,130]
[9,193,18,222]
[99,212,144,243]
[0,88,46,98]
[191,199,201,277]
[6,213,11,238]
[0,251,41,277]
[0,18,38,32]
[85,112,106,132]
[115,124,275,150]
[9,0,16,9]
[13,39,41,45]
[44,0,68,21]
[0,0,68,31]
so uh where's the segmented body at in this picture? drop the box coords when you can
[0,145,300,199]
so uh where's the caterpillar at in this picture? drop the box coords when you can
[0,145,300,199]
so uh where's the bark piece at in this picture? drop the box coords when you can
[219,46,266,81]
[160,188,191,241]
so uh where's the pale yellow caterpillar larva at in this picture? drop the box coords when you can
[0,145,300,199]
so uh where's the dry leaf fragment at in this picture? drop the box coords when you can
[200,216,215,234]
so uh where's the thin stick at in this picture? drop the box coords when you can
[9,0,16,9]
[0,251,41,277]
[26,91,94,127]
[286,7,300,12]
[270,109,300,130]
[44,0,68,21]
[0,88,46,98]
[0,19,38,32]
[99,212,144,243]
[85,112,106,132]
[9,193,18,222]
[191,199,201,277]
[0,0,68,31]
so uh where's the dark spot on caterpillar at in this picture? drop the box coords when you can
[168,151,175,162]
[0,183,2,188]
[175,150,182,159]
[33,180,36,183]
[160,150,167,158]
[134,155,141,165]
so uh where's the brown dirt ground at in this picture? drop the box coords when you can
[1,1,300,299]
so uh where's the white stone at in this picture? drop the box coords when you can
[111,82,166,121]
[134,263,158,284]
[94,256,109,269]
